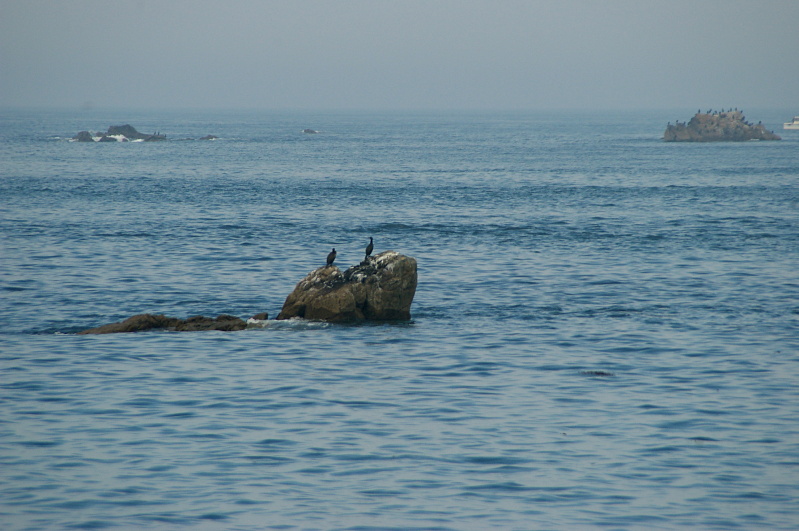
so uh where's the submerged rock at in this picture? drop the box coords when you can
[78,313,248,334]
[664,110,780,142]
[276,251,417,322]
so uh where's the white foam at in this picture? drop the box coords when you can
[246,317,330,330]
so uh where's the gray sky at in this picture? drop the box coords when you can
[2,0,797,110]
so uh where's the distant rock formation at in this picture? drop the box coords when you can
[72,124,166,142]
[78,313,250,334]
[73,131,94,142]
[276,251,417,322]
[664,110,780,142]
[107,124,166,141]
[71,125,217,142]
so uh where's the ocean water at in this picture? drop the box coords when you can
[1,108,797,530]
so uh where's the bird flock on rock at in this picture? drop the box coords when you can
[325,237,374,267]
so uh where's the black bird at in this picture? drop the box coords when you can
[326,248,336,266]
[365,237,374,258]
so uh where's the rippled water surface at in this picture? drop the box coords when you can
[1,109,798,530]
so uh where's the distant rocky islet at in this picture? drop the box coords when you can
[72,124,217,142]
[76,114,780,144]
[664,109,780,142]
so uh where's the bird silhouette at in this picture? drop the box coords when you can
[365,237,374,258]
[326,248,336,266]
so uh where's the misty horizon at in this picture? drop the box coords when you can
[2,0,798,112]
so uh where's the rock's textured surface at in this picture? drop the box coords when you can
[78,313,248,334]
[276,251,417,322]
[664,110,780,142]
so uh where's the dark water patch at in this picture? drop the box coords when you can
[580,370,615,377]
[327,399,397,408]
[690,436,719,442]
[17,439,63,448]
[463,481,544,493]
[638,445,685,455]
[592,514,671,527]
[461,455,532,466]
[254,438,298,448]
[657,419,702,429]
[696,408,733,416]
[331,466,403,477]
[245,455,294,465]
[358,488,406,498]
[2,286,31,292]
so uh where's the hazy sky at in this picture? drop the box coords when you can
[2,0,797,111]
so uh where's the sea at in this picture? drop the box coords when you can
[1,108,797,530]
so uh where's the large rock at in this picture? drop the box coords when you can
[664,110,780,142]
[78,313,248,334]
[276,251,417,322]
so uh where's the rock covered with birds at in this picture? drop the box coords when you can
[276,249,417,322]
[663,109,780,142]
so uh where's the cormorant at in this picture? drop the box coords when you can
[326,248,336,266]
[365,237,374,258]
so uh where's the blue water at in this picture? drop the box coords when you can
[1,108,798,530]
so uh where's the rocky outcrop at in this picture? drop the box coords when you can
[72,124,166,142]
[72,125,221,142]
[78,313,249,334]
[276,251,417,322]
[73,131,94,142]
[664,110,780,142]
[76,251,417,332]
[106,124,165,141]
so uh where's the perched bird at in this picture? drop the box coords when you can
[365,237,374,258]
[326,248,336,266]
